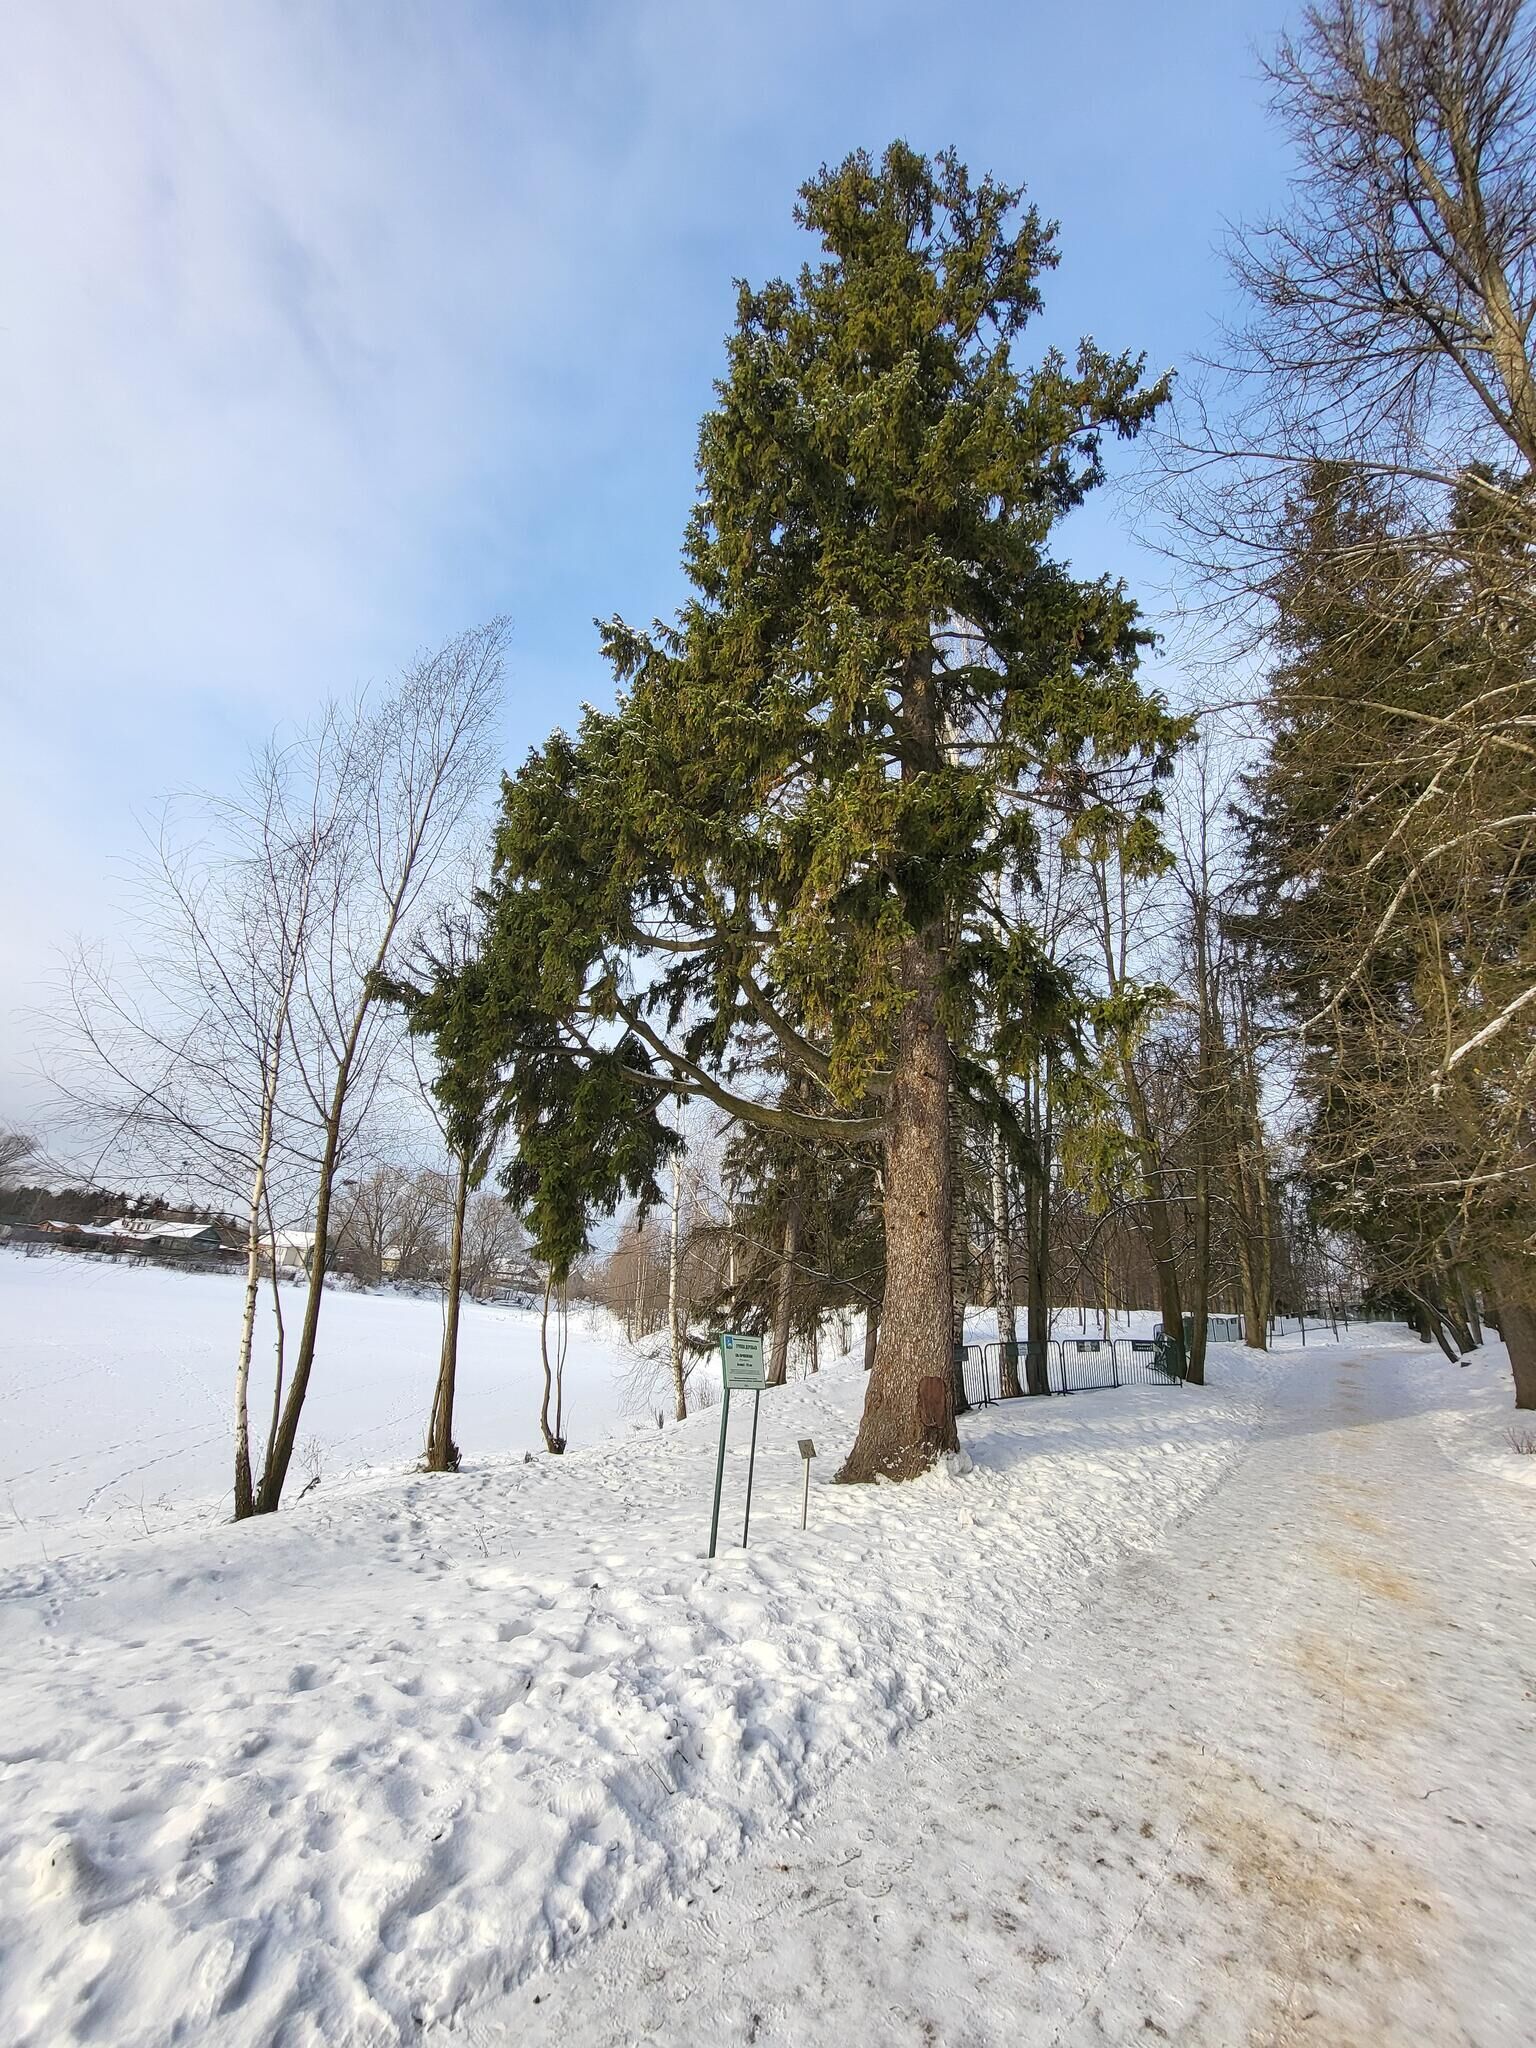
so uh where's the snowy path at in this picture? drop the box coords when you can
[452,1349,1536,2047]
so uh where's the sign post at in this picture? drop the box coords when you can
[797,1437,816,1529]
[708,1332,765,1558]
[741,1384,762,1548]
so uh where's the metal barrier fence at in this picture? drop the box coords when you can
[960,1334,1185,1407]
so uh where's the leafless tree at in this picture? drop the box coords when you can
[1237,0,1536,484]
[458,1192,529,1297]
[0,1129,37,1181]
[49,721,344,1516]
[1158,0,1536,608]
[257,621,504,1510]
[50,621,504,1517]
[333,1163,446,1284]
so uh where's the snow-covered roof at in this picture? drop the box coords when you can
[108,1218,221,1242]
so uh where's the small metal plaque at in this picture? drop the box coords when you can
[798,1437,816,1460]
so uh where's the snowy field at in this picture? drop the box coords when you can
[2,1251,1532,2046]
[0,1250,642,1561]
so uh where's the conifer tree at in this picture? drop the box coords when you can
[466,144,1180,1478]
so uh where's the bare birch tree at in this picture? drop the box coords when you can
[50,723,342,1517]
[51,620,504,1517]
[256,621,504,1510]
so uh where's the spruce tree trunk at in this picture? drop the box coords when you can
[767,1190,799,1388]
[425,1153,468,1471]
[838,935,956,1481]
[992,1127,1022,1398]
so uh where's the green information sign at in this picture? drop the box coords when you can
[719,1331,765,1391]
[709,1332,766,1557]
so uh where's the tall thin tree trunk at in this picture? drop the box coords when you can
[233,1079,278,1520]
[1186,901,1216,1387]
[838,932,956,1480]
[667,1142,686,1420]
[1188,1149,1210,1387]
[767,1187,799,1388]
[1123,1060,1184,1375]
[254,1063,350,1513]
[991,1126,1022,1398]
[1020,1070,1053,1396]
[261,1180,287,1485]
[425,1150,469,1471]
[863,1297,880,1372]
[1228,982,1272,1350]
[1457,1270,1483,1348]
[539,1272,567,1450]
[949,1094,970,1417]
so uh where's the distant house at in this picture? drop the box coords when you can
[109,1218,225,1251]
[40,1217,228,1254]
[267,1228,318,1277]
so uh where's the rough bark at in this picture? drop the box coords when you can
[838,933,956,1480]
[424,1152,469,1471]
[1488,1259,1536,1409]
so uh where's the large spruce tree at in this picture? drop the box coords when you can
[466,144,1180,1477]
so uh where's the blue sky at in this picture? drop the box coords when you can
[0,0,1294,1121]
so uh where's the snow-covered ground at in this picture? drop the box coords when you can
[0,1249,641,1560]
[2,1252,1531,2046]
[0,1245,1170,1562]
